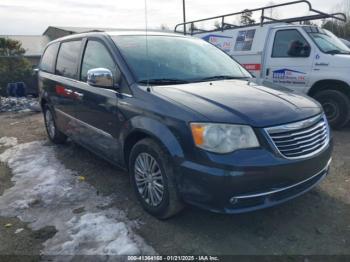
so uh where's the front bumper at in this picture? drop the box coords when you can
[176,143,332,214]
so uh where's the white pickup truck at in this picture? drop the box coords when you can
[175,0,350,128]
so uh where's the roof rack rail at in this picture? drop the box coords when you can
[174,0,347,35]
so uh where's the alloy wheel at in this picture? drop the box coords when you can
[134,153,164,207]
[45,109,56,139]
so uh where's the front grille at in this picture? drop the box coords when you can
[265,114,330,159]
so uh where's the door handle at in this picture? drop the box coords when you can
[65,89,73,95]
[73,91,84,98]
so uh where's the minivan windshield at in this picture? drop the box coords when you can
[304,27,350,55]
[112,35,251,85]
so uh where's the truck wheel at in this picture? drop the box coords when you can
[43,105,67,144]
[129,138,184,219]
[313,90,350,129]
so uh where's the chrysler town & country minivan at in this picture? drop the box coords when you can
[39,31,332,219]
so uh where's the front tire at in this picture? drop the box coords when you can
[43,105,67,144]
[129,138,184,219]
[313,90,350,129]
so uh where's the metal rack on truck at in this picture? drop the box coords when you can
[175,1,350,129]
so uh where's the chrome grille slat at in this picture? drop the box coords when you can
[283,142,325,156]
[275,131,327,148]
[268,121,325,138]
[265,115,330,159]
[272,127,327,145]
[281,138,327,153]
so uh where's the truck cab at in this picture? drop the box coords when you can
[175,0,350,128]
[262,25,350,129]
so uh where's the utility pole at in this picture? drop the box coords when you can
[183,0,187,35]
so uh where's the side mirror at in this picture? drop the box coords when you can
[87,68,114,88]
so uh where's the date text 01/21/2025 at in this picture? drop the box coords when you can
[127,255,220,261]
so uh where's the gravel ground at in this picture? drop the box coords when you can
[0,112,349,259]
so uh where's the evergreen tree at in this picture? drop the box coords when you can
[0,38,33,96]
[240,10,256,25]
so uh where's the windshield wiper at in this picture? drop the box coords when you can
[325,49,341,54]
[193,75,248,82]
[325,49,350,55]
[138,79,190,85]
[325,49,350,54]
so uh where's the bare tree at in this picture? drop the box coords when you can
[322,0,350,39]
[265,1,280,20]
[214,21,221,29]
[160,24,170,31]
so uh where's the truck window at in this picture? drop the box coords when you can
[304,27,350,55]
[40,43,59,73]
[272,30,310,58]
[234,29,256,51]
[56,40,81,79]
[80,40,118,82]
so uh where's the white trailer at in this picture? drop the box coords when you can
[175,0,350,128]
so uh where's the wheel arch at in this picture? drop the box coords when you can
[40,96,56,118]
[308,79,350,98]
[39,90,53,110]
[121,117,185,169]
[40,97,47,109]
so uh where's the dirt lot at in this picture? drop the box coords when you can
[0,111,349,259]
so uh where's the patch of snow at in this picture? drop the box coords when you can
[58,213,140,255]
[9,121,21,126]
[15,228,24,234]
[0,140,155,258]
[0,97,41,113]
[0,137,18,147]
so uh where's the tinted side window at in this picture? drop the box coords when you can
[40,43,59,73]
[272,30,310,58]
[56,41,81,78]
[81,40,117,82]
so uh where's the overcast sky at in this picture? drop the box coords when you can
[0,0,345,35]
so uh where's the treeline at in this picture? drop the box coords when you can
[323,20,350,40]
[323,0,350,40]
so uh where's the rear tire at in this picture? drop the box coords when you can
[43,105,67,144]
[313,90,350,129]
[129,138,184,219]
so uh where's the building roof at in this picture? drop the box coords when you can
[0,35,50,57]
[0,26,174,58]
[43,26,121,35]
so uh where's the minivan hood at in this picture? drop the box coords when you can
[153,80,322,127]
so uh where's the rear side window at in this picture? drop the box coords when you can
[40,43,59,73]
[272,30,310,58]
[56,40,81,79]
[234,29,256,51]
[80,40,117,82]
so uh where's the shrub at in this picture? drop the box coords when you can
[0,38,33,96]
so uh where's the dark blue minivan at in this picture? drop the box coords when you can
[39,31,332,219]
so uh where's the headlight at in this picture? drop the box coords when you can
[190,123,259,153]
